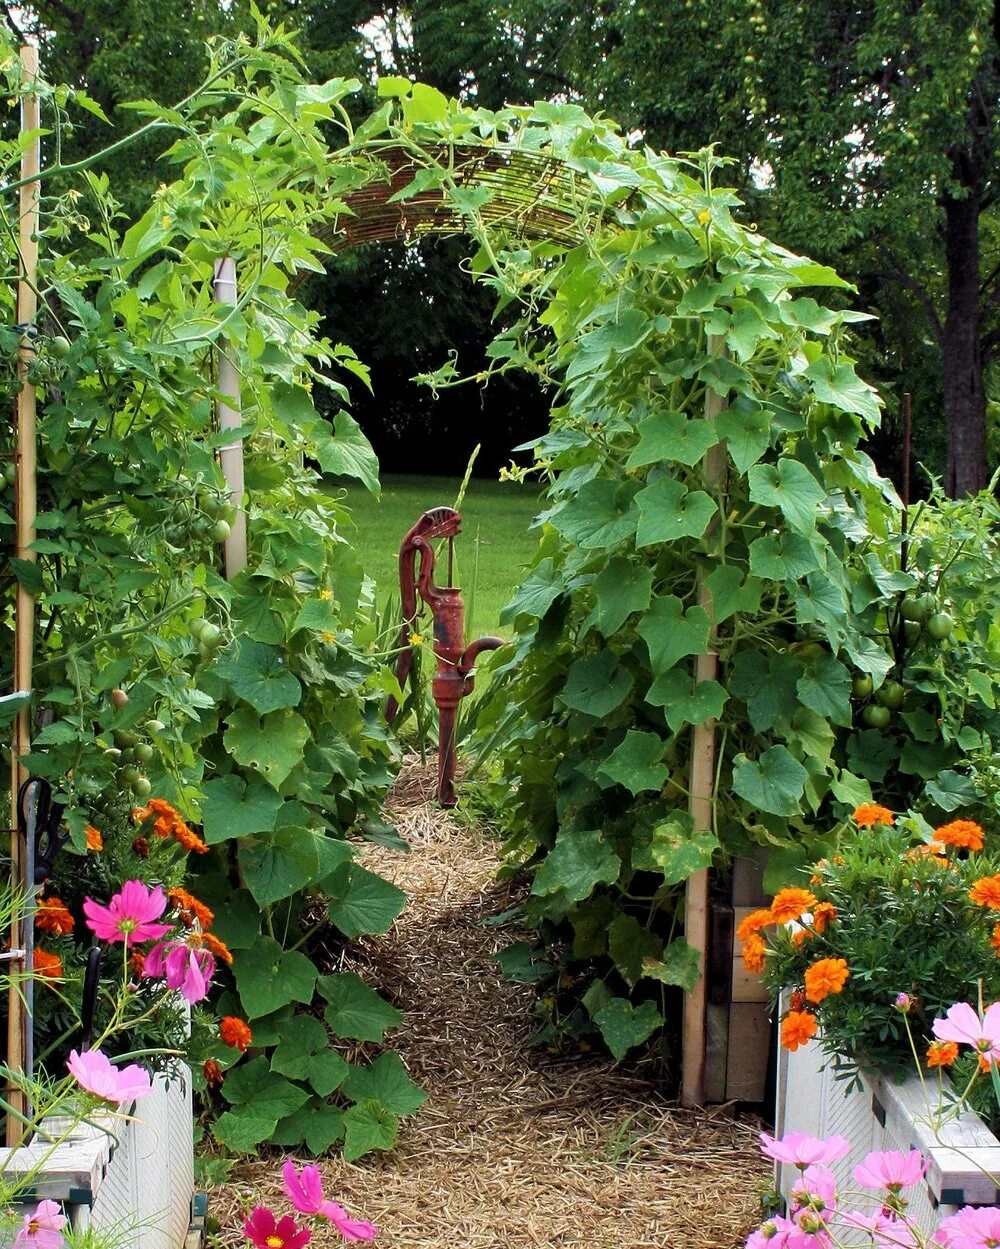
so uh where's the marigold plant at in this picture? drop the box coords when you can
[752,811,1000,1073]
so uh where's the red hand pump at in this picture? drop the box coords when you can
[385,507,504,806]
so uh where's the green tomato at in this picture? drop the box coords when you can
[903,620,921,645]
[131,775,152,798]
[198,622,222,647]
[900,597,927,622]
[862,704,892,729]
[145,718,166,734]
[915,592,937,617]
[188,619,205,641]
[877,680,906,710]
[134,742,154,763]
[851,675,874,699]
[926,611,954,640]
[211,519,232,543]
[110,687,129,709]
[113,729,137,749]
[122,765,140,785]
[48,335,71,359]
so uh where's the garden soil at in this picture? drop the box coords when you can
[213,757,769,1248]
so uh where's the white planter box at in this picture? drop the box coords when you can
[0,1067,195,1249]
[776,1037,1000,1241]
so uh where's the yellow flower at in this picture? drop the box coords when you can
[698,209,711,224]
[322,631,335,644]
[319,589,333,601]
[160,214,171,230]
[409,632,423,646]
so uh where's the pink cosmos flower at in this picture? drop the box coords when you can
[787,1213,834,1249]
[759,1131,850,1171]
[13,1200,66,1249]
[844,1211,924,1248]
[790,1165,837,1214]
[83,880,171,948]
[243,1207,310,1249]
[164,943,214,1004]
[853,1149,927,1192]
[66,1048,152,1104]
[932,1002,1000,1062]
[937,1206,1000,1249]
[282,1161,379,1241]
[141,940,168,979]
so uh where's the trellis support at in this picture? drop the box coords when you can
[213,257,247,579]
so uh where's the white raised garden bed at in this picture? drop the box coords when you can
[776,1035,1000,1239]
[0,1067,195,1249]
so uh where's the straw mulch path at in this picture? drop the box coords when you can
[213,758,768,1249]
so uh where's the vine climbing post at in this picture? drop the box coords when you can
[214,257,247,579]
[681,334,728,1108]
[7,44,40,1145]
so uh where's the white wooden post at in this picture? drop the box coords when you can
[7,46,40,1145]
[213,257,247,578]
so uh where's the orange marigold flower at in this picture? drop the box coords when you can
[742,933,766,973]
[927,1040,958,1069]
[172,823,208,855]
[129,951,145,977]
[810,858,828,885]
[33,948,62,980]
[781,1010,818,1052]
[981,1056,994,1074]
[769,887,818,925]
[804,957,850,1004]
[935,819,985,852]
[84,825,103,852]
[220,1016,252,1052]
[812,902,837,935]
[792,928,813,947]
[203,1059,224,1088]
[970,875,1000,910]
[991,924,1000,954]
[167,888,214,930]
[35,897,74,935]
[853,803,895,828]
[737,909,773,944]
[199,932,233,966]
[132,836,149,859]
[789,989,807,1012]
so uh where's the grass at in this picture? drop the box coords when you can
[337,474,541,636]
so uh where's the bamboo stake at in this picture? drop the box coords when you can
[7,45,41,1146]
[681,334,728,1108]
[213,257,247,579]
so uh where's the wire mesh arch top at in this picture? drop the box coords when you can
[317,142,589,253]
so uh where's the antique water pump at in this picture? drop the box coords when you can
[385,507,504,807]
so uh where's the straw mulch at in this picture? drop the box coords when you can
[212,758,768,1249]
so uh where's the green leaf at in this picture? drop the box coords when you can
[215,639,301,714]
[224,707,310,790]
[642,939,701,992]
[201,775,284,844]
[213,1106,281,1153]
[715,401,771,473]
[271,380,318,425]
[326,863,407,937]
[531,829,621,902]
[501,558,565,624]
[805,358,881,423]
[925,769,978,812]
[312,411,380,497]
[597,730,668,794]
[342,1099,399,1162]
[585,558,652,635]
[319,972,403,1042]
[730,650,800,733]
[732,746,808,816]
[240,827,320,907]
[608,914,661,985]
[748,532,825,581]
[796,655,853,727]
[494,941,553,983]
[638,596,711,677]
[703,566,763,623]
[632,817,718,885]
[747,460,826,533]
[342,1053,427,1115]
[646,670,728,730]
[636,477,717,546]
[270,1016,349,1097]
[627,411,719,469]
[593,998,661,1061]
[233,937,317,1019]
[215,1056,310,1150]
[559,650,633,717]
[552,479,639,550]
[272,1101,345,1154]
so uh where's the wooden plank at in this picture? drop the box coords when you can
[213,257,247,579]
[725,1002,771,1101]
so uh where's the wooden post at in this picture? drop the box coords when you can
[213,257,247,579]
[8,45,41,1145]
[681,334,728,1108]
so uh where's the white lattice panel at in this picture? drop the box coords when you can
[777,1038,1000,1244]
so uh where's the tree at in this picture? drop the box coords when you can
[506,0,1000,495]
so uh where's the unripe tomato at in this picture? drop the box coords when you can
[901,597,928,622]
[926,611,954,641]
[145,718,166,734]
[852,675,874,699]
[903,620,921,645]
[122,765,140,785]
[877,680,906,710]
[211,519,232,543]
[131,775,152,798]
[110,687,129,709]
[113,729,136,749]
[863,704,892,729]
[198,622,221,647]
[48,335,71,359]
[134,742,154,763]
[188,619,205,641]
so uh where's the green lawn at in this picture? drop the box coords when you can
[338,474,542,636]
